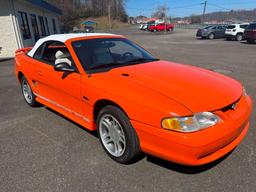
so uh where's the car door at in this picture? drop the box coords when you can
[217,26,226,38]
[159,24,165,31]
[32,41,83,117]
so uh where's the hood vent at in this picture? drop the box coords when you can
[121,73,129,77]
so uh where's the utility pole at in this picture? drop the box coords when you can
[108,4,111,31]
[164,2,168,33]
[201,1,207,24]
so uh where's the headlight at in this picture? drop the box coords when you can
[162,112,221,133]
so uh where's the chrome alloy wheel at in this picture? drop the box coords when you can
[99,114,126,157]
[22,79,33,104]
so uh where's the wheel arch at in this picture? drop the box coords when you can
[93,99,129,122]
[209,32,215,36]
[17,71,24,82]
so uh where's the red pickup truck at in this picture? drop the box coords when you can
[149,23,174,32]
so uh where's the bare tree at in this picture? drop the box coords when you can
[151,5,169,19]
[51,0,128,22]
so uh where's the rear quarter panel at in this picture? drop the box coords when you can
[15,52,39,93]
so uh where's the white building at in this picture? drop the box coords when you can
[0,0,62,58]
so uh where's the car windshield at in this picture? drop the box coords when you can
[200,25,212,29]
[204,25,212,29]
[72,38,158,72]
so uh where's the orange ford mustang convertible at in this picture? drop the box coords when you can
[15,33,252,166]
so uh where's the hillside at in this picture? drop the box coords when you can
[176,9,256,23]
[50,0,128,31]
[66,16,130,32]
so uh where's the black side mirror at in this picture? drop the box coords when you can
[54,62,76,72]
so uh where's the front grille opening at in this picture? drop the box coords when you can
[220,97,241,113]
[221,103,236,112]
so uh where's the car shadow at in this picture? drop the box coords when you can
[240,41,256,45]
[45,106,146,164]
[146,150,234,174]
[45,107,98,138]
[0,58,13,62]
[138,31,175,36]
[196,37,208,40]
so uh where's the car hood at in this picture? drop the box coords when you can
[105,61,242,113]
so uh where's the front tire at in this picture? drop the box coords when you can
[97,105,141,164]
[208,33,215,40]
[21,76,38,107]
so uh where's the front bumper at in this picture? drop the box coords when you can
[132,95,252,166]
[196,33,208,37]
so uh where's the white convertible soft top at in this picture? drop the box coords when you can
[27,33,122,57]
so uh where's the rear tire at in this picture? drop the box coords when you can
[236,34,243,41]
[20,76,39,107]
[97,105,141,164]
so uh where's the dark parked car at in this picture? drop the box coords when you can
[244,23,256,43]
[197,25,227,39]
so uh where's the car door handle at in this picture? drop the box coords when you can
[37,71,43,76]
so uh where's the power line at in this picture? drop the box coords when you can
[126,3,202,11]
[126,1,256,17]
[208,3,232,11]
[169,3,202,10]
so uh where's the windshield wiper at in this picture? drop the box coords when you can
[125,58,159,65]
[88,58,159,71]
[89,63,122,70]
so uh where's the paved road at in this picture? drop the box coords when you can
[0,28,255,192]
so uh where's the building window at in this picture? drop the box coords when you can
[30,14,40,41]
[44,17,50,35]
[18,11,31,40]
[52,18,57,34]
[39,16,46,36]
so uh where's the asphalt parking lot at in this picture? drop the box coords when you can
[0,28,255,192]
